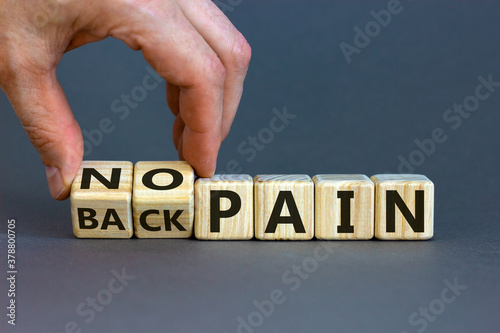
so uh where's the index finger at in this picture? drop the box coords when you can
[108,2,225,176]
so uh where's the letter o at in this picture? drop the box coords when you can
[429,299,445,315]
[131,86,147,102]
[408,150,425,167]
[258,128,274,144]
[463,96,479,112]
[97,289,113,305]
[34,12,49,27]
[142,169,183,190]
[247,311,264,327]
[302,257,319,273]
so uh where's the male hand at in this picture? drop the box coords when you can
[0,0,251,199]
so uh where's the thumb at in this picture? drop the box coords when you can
[3,68,83,200]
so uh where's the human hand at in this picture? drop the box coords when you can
[0,0,251,199]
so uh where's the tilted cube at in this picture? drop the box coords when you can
[70,161,133,238]
[132,161,194,238]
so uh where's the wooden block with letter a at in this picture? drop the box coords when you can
[70,161,134,238]
[371,174,434,240]
[132,161,194,238]
[313,174,374,240]
[254,175,314,240]
[194,175,253,240]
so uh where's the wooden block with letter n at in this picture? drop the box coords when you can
[371,174,434,240]
[70,161,134,238]
[254,175,314,240]
[132,161,194,238]
[194,175,253,240]
[313,174,374,240]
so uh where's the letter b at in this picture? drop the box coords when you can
[370,9,391,27]
[253,299,274,318]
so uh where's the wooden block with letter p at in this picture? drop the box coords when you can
[254,175,314,240]
[70,161,134,238]
[313,174,374,240]
[371,174,434,240]
[132,161,194,238]
[194,175,253,240]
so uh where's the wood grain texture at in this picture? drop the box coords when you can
[194,174,253,240]
[254,175,314,240]
[371,174,434,240]
[132,161,194,238]
[313,174,374,240]
[70,161,133,238]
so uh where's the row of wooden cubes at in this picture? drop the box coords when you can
[70,161,434,240]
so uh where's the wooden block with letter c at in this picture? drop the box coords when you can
[132,161,194,238]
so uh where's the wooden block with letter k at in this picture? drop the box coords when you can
[132,161,194,238]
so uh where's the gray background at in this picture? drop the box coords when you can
[1,1,500,332]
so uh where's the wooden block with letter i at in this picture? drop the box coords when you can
[313,174,374,240]
[132,161,194,238]
[254,175,314,240]
[70,161,134,238]
[371,174,434,240]
[194,175,253,240]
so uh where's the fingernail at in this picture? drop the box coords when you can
[45,166,68,200]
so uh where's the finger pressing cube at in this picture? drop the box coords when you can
[132,161,194,238]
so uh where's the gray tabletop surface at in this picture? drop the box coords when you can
[1,1,499,332]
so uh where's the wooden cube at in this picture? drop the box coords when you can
[313,174,374,240]
[132,161,194,238]
[194,175,253,240]
[254,175,314,240]
[371,174,434,240]
[70,161,134,238]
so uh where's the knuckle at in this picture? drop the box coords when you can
[229,33,252,72]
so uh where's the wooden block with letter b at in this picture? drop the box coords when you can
[194,175,253,240]
[313,174,374,240]
[254,175,314,240]
[132,161,194,238]
[371,174,434,240]
[70,161,134,238]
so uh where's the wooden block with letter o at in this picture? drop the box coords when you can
[254,175,314,240]
[132,161,194,238]
[70,161,134,238]
[194,175,253,240]
[313,174,374,240]
[371,174,434,240]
